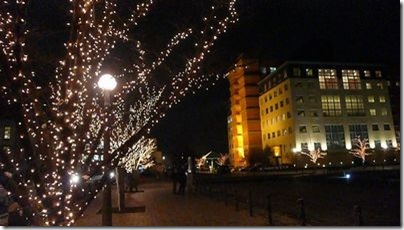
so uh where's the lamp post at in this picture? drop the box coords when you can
[98,73,117,226]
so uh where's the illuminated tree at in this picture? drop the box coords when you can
[216,153,229,166]
[0,0,238,226]
[195,151,211,170]
[300,148,327,164]
[118,137,156,173]
[350,136,371,164]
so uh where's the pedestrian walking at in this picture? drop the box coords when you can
[178,165,187,195]
[171,165,179,194]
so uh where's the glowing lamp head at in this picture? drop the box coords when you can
[98,74,117,91]
[345,174,351,179]
[70,174,80,184]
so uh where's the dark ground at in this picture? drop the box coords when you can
[194,169,401,226]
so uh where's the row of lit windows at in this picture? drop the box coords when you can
[261,83,289,104]
[262,111,291,127]
[292,67,382,79]
[263,127,293,141]
[298,123,391,133]
[320,95,389,117]
[293,81,385,91]
[262,98,290,116]
[368,96,386,103]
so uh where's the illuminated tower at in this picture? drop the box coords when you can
[227,57,278,167]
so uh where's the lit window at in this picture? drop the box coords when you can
[376,83,383,89]
[299,126,307,133]
[325,125,345,149]
[270,67,277,73]
[379,96,386,103]
[283,129,287,136]
[364,70,371,77]
[369,109,376,116]
[375,70,382,78]
[365,83,372,89]
[306,68,313,76]
[3,126,11,140]
[372,124,379,131]
[298,110,305,117]
[301,142,308,150]
[321,95,342,117]
[282,113,286,120]
[312,125,320,133]
[345,95,365,116]
[386,140,393,147]
[318,69,338,89]
[310,110,318,117]
[296,96,304,104]
[368,96,375,103]
[383,124,391,131]
[342,69,361,90]
[381,108,388,116]
[349,124,368,140]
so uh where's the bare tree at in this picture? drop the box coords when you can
[350,136,371,164]
[216,153,229,166]
[300,148,327,164]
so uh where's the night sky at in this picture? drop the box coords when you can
[151,0,400,160]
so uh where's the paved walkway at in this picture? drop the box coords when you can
[74,179,300,226]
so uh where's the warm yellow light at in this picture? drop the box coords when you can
[98,74,117,91]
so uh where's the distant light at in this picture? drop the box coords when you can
[162,156,166,160]
[340,162,343,165]
[351,161,354,164]
[292,148,299,153]
[345,174,351,179]
[109,171,115,179]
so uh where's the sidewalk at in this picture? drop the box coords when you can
[74,179,300,226]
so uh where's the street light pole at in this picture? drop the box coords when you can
[98,74,117,226]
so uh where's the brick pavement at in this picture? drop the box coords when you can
[74,179,300,226]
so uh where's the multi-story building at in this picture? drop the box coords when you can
[258,61,398,166]
[227,56,283,167]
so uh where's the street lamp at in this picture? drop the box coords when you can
[98,73,117,226]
